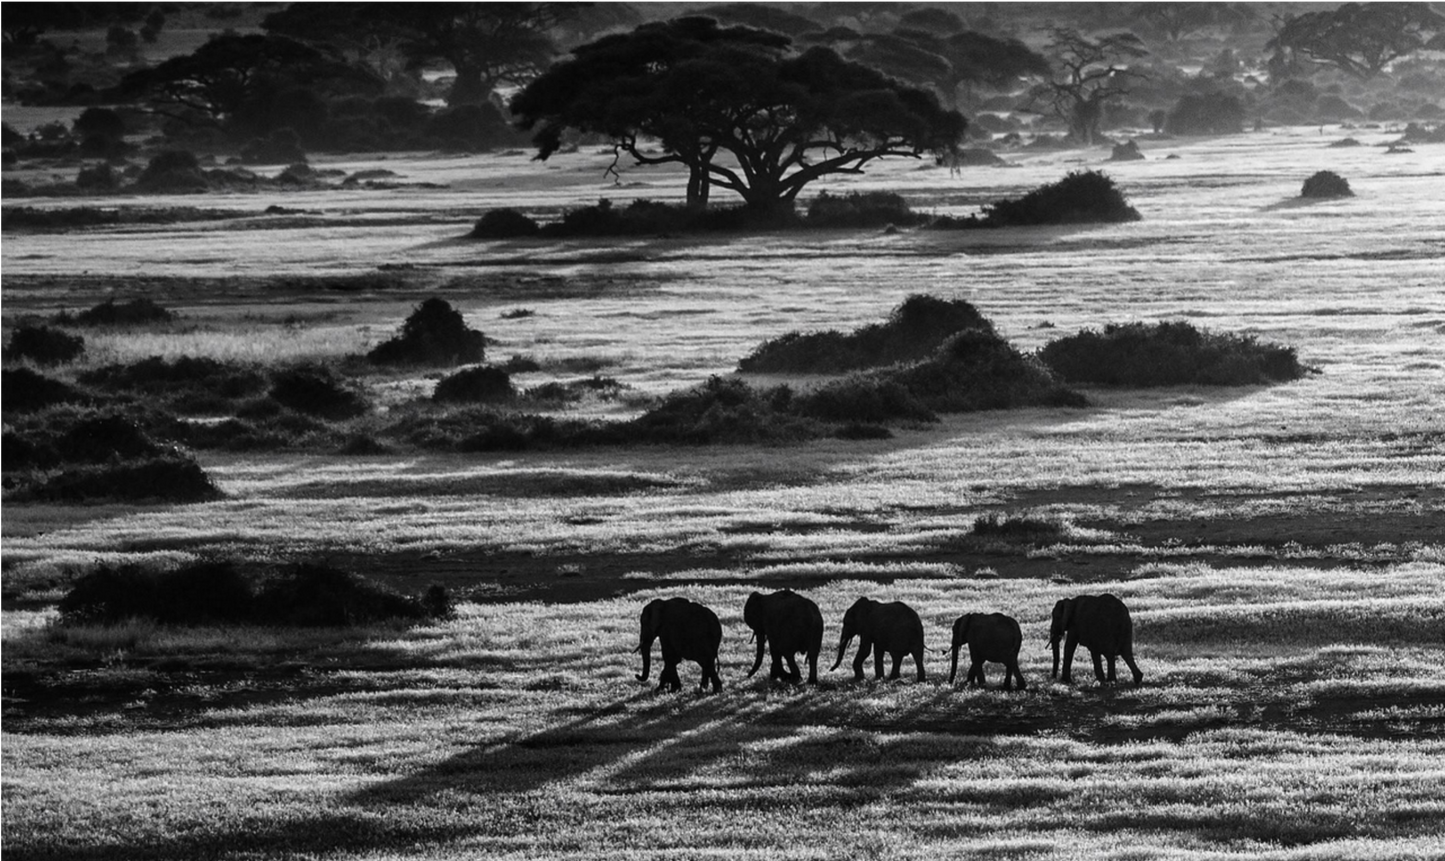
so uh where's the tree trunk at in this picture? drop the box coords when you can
[447,63,490,106]
[685,164,711,210]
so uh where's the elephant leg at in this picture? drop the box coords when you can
[1091,649,1106,683]
[853,641,870,681]
[784,653,801,684]
[1011,662,1027,691]
[874,643,887,680]
[806,653,818,685]
[888,652,902,680]
[914,650,926,682]
[709,659,722,694]
[1106,654,1118,683]
[1061,638,1079,683]
[1121,649,1144,686]
[661,660,682,693]
[969,660,985,687]
[770,649,786,682]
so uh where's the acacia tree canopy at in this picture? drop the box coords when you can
[265,2,572,105]
[1267,2,1445,80]
[511,17,967,214]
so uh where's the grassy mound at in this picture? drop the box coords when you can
[739,296,993,374]
[934,170,1141,228]
[55,298,176,326]
[433,366,515,403]
[21,455,222,503]
[4,324,85,365]
[626,376,821,445]
[803,329,1085,419]
[57,561,444,627]
[805,191,924,228]
[1039,322,1308,386]
[78,356,267,414]
[368,298,486,366]
[1,367,88,414]
[471,209,541,238]
[268,365,369,419]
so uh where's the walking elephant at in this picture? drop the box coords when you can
[744,589,824,685]
[945,612,1026,690]
[636,597,723,694]
[831,597,926,682]
[1049,593,1143,686]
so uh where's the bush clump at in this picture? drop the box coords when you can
[368,298,486,366]
[78,356,267,414]
[57,561,444,627]
[1301,170,1353,199]
[626,376,821,445]
[981,170,1141,226]
[471,208,540,238]
[1039,321,1308,387]
[4,324,85,365]
[22,455,222,503]
[739,295,993,374]
[433,366,515,403]
[806,191,923,228]
[136,149,208,192]
[268,365,369,419]
[1,367,87,413]
[57,298,175,326]
[59,561,254,626]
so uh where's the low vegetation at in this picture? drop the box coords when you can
[58,560,446,627]
[739,295,992,374]
[367,298,486,366]
[953,170,1142,227]
[1039,321,1309,387]
[3,324,85,365]
[53,297,175,326]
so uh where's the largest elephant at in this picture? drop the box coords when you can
[636,597,723,694]
[831,597,926,682]
[1049,593,1143,686]
[744,589,824,685]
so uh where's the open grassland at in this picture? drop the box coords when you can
[3,125,1444,858]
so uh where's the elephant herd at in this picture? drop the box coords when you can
[636,590,1143,694]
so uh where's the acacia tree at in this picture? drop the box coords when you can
[265,2,572,105]
[1027,29,1149,145]
[1267,3,1445,80]
[115,33,347,125]
[511,17,967,214]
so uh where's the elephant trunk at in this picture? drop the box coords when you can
[1050,637,1060,679]
[637,635,654,682]
[949,646,960,684]
[748,633,766,677]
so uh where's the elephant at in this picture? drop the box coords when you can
[743,589,824,685]
[1049,593,1143,686]
[636,597,723,694]
[831,597,926,682]
[945,612,1026,690]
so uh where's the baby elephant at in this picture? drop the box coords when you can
[946,612,1026,690]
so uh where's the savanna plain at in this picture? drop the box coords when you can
[3,127,1444,860]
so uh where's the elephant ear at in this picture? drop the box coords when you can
[641,599,664,637]
[744,592,763,629]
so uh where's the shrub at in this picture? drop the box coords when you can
[970,513,1068,542]
[979,170,1142,226]
[626,376,821,445]
[368,298,486,366]
[59,561,255,626]
[24,455,222,503]
[1039,321,1307,386]
[76,162,120,190]
[136,149,208,192]
[882,329,1086,413]
[1301,170,1353,199]
[56,414,168,463]
[4,324,85,364]
[433,366,515,403]
[57,297,175,326]
[1,367,86,413]
[78,356,266,412]
[471,208,540,238]
[1165,92,1245,135]
[253,564,430,626]
[268,365,369,419]
[740,295,993,374]
[74,107,126,140]
[794,376,937,423]
[805,191,922,228]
